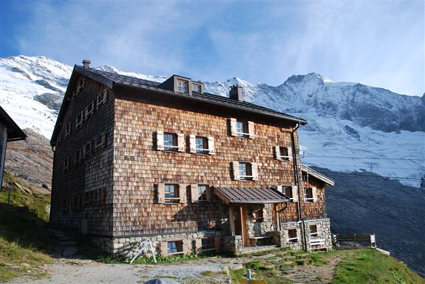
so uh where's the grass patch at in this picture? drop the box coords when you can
[332,248,425,284]
[0,173,53,282]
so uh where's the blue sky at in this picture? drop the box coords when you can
[1,0,424,96]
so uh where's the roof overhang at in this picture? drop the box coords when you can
[301,165,335,186]
[214,187,289,204]
[0,106,26,141]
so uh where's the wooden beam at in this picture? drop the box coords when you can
[229,205,235,236]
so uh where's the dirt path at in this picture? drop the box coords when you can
[8,250,349,284]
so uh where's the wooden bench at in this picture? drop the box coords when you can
[249,236,272,247]
[310,238,327,251]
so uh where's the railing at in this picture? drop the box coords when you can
[333,233,377,248]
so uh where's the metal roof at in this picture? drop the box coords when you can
[75,66,307,124]
[214,187,289,204]
[301,165,335,186]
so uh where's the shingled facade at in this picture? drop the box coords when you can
[50,61,334,255]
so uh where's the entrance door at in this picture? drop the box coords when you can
[233,205,248,247]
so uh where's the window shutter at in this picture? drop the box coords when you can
[274,146,281,160]
[251,162,258,181]
[277,185,283,193]
[230,118,237,136]
[312,187,318,202]
[157,183,165,204]
[190,184,198,203]
[291,185,299,202]
[179,184,187,203]
[156,131,164,150]
[189,135,196,153]
[232,161,240,180]
[288,147,293,161]
[208,136,215,154]
[248,121,255,139]
[177,133,185,152]
[206,187,212,202]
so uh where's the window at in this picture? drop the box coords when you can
[97,88,108,108]
[99,188,106,205]
[164,133,178,151]
[233,161,258,181]
[230,118,255,138]
[94,133,106,149]
[239,162,252,180]
[236,121,246,137]
[83,142,93,158]
[198,185,208,202]
[165,184,180,203]
[252,209,264,222]
[85,101,95,120]
[288,229,298,243]
[75,149,82,165]
[304,187,314,202]
[63,157,70,172]
[167,241,183,254]
[283,186,293,199]
[192,83,202,93]
[76,112,84,129]
[201,238,215,251]
[57,131,62,144]
[275,146,292,161]
[76,78,85,94]
[196,136,208,154]
[310,225,318,237]
[177,80,188,93]
[65,123,72,138]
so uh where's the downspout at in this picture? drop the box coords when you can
[291,123,308,251]
[278,203,288,231]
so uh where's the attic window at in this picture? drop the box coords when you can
[192,83,202,93]
[76,112,84,129]
[85,101,95,120]
[177,79,188,93]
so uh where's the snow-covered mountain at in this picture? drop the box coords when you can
[1,55,424,187]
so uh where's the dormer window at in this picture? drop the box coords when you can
[177,79,188,93]
[192,83,202,93]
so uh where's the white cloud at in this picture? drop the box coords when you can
[13,0,424,96]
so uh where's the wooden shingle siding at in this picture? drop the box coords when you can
[50,77,115,236]
[111,98,298,237]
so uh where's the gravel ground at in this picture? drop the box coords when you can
[7,258,236,284]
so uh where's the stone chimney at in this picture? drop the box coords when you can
[82,59,91,68]
[229,85,243,101]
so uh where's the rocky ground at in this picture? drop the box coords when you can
[7,246,348,284]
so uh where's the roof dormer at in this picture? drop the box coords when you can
[159,75,203,95]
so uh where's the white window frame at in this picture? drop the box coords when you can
[97,88,108,108]
[304,187,316,203]
[177,79,189,93]
[76,111,84,129]
[288,229,298,243]
[85,101,95,120]
[63,157,70,171]
[310,224,318,238]
[65,123,72,138]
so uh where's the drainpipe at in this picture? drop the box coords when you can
[278,203,288,231]
[291,123,308,251]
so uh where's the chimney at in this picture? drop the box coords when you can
[229,85,243,101]
[82,59,91,68]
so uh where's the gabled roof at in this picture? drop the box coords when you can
[51,65,306,145]
[214,187,289,204]
[301,165,335,186]
[0,106,26,141]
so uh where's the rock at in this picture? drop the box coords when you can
[145,279,180,284]
[222,266,230,277]
[21,263,30,268]
[230,264,244,270]
[42,183,49,189]
[63,246,79,257]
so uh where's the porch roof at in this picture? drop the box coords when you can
[214,187,289,204]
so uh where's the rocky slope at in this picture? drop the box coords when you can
[5,128,53,191]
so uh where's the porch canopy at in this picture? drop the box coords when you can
[214,187,289,204]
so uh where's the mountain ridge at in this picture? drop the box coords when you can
[0,55,424,187]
